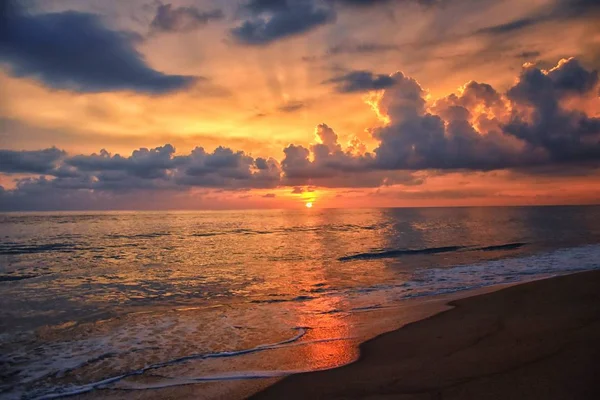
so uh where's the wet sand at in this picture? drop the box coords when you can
[252,270,600,399]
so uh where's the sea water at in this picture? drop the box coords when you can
[1,206,600,399]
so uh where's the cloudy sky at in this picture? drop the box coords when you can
[1,0,599,210]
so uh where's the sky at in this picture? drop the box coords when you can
[0,0,599,210]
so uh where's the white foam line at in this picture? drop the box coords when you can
[31,327,317,400]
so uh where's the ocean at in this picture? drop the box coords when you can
[1,206,600,399]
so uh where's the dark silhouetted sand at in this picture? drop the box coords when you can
[252,270,600,399]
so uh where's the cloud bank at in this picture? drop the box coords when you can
[1,58,599,210]
[286,58,599,174]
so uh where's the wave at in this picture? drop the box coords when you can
[474,242,528,251]
[250,295,316,304]
[30,327,310,400]
[339,242,529,261]
[339,245,465,261]
[19,244,600,399]
[102,224,386,241]
[191,224,382,238]
[30,335,356,399]
[350,304,383,312]
[0,243,79,255]
[0,274,41,282]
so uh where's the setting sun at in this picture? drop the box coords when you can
[1,1,600,398]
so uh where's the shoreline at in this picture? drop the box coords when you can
[251,270,600,399]
[52,271,599,399]
[69,280,521,400]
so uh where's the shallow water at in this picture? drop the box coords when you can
[1,206,600,399]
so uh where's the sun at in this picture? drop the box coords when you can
[305,202,313,208]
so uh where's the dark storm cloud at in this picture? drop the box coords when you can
[325,70,397,93]
[504,58,600,163]
[280,123,421,187]
[283,58,600,175]
[0,148,65,174]
[370,73,526,171]
[281,123,369,182]
[0,145,282,201]
[150,3,224,33]
[231,0,335,45]
[372,59,600,170]
[0,4,196,93]
[0,178,104,211]
[67,144,178,179]
[545,58,598,94]
[175,146,281,189]
[0,177,195,211]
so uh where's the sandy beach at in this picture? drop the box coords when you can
[72,270,600,400]
[252,270,600,399]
